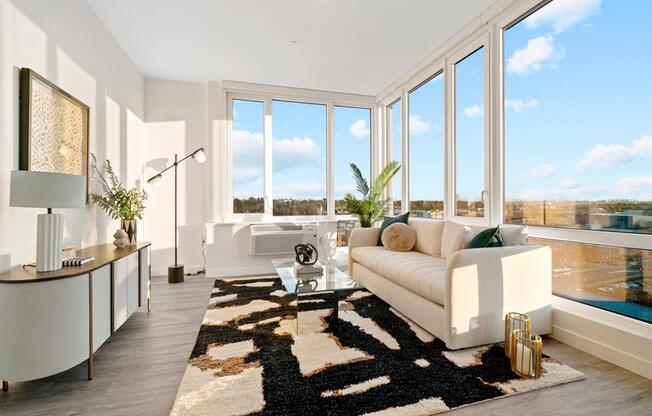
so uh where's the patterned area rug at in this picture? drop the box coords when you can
[171,275,584,416]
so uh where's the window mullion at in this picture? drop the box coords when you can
[263,96,273,217]
[327,102,334,218]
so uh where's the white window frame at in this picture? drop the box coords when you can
[225,83,375,222]
[447,32,492,225]
[383,95,404,214]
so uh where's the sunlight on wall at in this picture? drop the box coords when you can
[56,46,99,248]
[145,121,187,267]
[0,0,47,269]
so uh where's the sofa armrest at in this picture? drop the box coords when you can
[444,244,552,349]
[348,227,380,275]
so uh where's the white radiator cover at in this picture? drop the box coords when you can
[250,223,318,256]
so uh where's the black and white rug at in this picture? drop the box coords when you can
[171,275,584,416]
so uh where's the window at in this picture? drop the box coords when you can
[531,238,652,324]
[271,100,327,216]
[454,47,485,217]
[334,106,371,215]
[232,99,264,213]
[408,73,445,218]
[387,99,402,214]
[504,0,652,322]
[504,0,652,234]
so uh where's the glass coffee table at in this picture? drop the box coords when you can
[271,259,362,334]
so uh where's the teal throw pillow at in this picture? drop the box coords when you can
[378,212,410,246]
[466,226,503,249]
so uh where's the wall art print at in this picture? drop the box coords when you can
[19,68,90,198]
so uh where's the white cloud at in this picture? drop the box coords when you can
[272,137,321,170]
[614,176,652,197]
[463,105,483,118]
[408,114,436,135]
[349,119,370,138]
[524,0,601,33]
[527,163,555,179]
[559,177,580,189]
[232,130,322,183]
[575,135,652,170]
[505,98,539,112]
[506,36,563,75]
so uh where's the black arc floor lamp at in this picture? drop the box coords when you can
[147,147,206,283]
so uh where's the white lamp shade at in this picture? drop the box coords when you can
[10,171,86,208]
[193,149,206,163]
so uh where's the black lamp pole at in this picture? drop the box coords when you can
[147,147,206,283]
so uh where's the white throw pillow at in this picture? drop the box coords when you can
[441,221,474,259]
[446,225,474,260]
[500,225,528,246]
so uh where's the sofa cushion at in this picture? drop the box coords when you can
[382,223,416,252]
[351,246,447,305]
[466,226,503,249]
[377,212,410,246]
[500,224,528,246]
[446,225,474,259]
[409,219,445,257]
[441,221,475,259]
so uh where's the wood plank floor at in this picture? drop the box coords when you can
[1,273,650,416]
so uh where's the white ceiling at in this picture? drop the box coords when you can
[86,0,495,96]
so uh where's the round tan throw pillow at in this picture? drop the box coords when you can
[381,223,416,252]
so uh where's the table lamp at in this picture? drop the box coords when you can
[10,171,86,272]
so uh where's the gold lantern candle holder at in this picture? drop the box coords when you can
[504,312,531,357]
[510,329,543,379]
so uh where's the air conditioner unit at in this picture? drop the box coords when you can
[250,223,319,256]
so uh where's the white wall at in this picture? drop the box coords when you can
[0,0,145,272]
[144,79,210,274]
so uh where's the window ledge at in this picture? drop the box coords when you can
[551,295,652,380]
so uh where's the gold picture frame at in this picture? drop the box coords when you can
[19,68,90,200]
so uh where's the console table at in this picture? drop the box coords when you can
[0,242,151,391]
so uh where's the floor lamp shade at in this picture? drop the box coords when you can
[10,171,86,272]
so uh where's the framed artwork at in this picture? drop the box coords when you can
[19,68,90,199]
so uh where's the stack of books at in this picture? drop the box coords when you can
[62,256,95,266]
[294,261,323,276]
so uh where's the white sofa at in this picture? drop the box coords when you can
[348,219,552,350]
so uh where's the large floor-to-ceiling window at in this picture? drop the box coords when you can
[453,46,485,218]
[408,73,445,218]
[334,106,371,215]
[387,99,403,214]
[504,0,652,322]
[375,0,652,326]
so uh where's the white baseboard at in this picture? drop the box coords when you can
[151,265,205,277]
[551,296,652,380]
[206,265,276,278]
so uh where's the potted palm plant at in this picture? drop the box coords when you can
[90,154,147,245]
[343,161,400,227]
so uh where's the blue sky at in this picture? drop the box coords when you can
[505,0,652,201]
[234,0,652,205]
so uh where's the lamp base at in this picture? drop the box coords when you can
[168,265,184,284]
[36,212,63,272]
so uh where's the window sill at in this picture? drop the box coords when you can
[208,214,360,226]
[551,295,652,379]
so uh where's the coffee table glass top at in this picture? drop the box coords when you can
[271,258,361,294]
